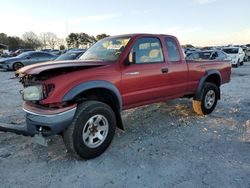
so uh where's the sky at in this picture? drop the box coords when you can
[1,0,250,46]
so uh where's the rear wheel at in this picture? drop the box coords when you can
[13,62,24,71]
[193,83,219,115]
[63,100,116,159]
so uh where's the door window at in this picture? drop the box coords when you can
[38,53,53,58]
[211,52,218,59]
[129,37,164,64]
[218,51,226,59]
[165,37,181,62]
[30,52,40,58]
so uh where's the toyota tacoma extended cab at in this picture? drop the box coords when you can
[0,34,231,159]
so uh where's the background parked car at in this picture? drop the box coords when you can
[222,47,245,67]
[11,49,34,57]
[0,44,9,57]
[42,49,61,55]
[184,48,200,56]
[54,50,86,61]
[0,51,57,70]
[240,45,250,61]
[186,50,231,61]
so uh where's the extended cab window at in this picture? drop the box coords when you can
[165,37,180,62]
[130,37,164,64]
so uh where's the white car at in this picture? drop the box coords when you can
[243,45,250,61]
[222,47,245,67]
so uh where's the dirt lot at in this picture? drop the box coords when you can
[0,63,250,188]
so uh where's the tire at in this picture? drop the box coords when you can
[63,100,116,159]
[192,83,219,115]
[240,61,244,66]
[13,62,24,71]
[235,59,240,67]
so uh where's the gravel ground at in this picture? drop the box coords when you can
[0,63,250,188]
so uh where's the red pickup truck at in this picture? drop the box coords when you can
[0,34,231,159]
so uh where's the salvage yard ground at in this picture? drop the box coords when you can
[0,63,250,188]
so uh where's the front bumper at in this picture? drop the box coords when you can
[0,63,10,69]
[231,59,237,65]
[0,103,77,137]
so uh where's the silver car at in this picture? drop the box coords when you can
[186,50,231,61]
[0,51,57,70]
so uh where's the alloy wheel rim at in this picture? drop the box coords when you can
[204,90,215,109]
[15,63,23,70]
[82,114,109,148]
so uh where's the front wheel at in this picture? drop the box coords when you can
[63,100,116,159]
[192,83,219,115]
[13,62,24,71]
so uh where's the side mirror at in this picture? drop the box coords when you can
[125,51,136,65]
[26,56,31,59]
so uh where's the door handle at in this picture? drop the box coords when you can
[161,67,169,73]
[125,72,140,75]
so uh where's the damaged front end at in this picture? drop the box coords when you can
[0,71,77,137]
[20,72,77,137]
[0,61,107,137]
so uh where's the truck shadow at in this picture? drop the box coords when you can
[122,98,196,132]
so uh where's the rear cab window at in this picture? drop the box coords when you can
[165,37,181,62]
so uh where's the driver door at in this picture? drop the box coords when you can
[121,37,170,108]
[25,52,41,65]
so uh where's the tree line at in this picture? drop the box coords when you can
[0,32,110,51]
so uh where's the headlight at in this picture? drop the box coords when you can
[23,85,44,101]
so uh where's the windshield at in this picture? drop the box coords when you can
[16,52,31,58]
[199,52,212,59]
[79,37,131,61]
[223,48,238,54]
[55,51,83,61]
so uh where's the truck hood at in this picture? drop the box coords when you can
[17,60,109,75]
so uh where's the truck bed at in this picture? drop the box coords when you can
[186,60,231,94]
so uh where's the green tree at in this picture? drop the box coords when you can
[66,33,80,48]
[182,44,195,48]
[0,33,26,51]
[0,33,8,45]
[79,33,96,44]
[7,36,24,51]
[96,33,110,41]
[66,32,96,48]
[59,45,65,50]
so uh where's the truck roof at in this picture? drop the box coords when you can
[106,33,176,39]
